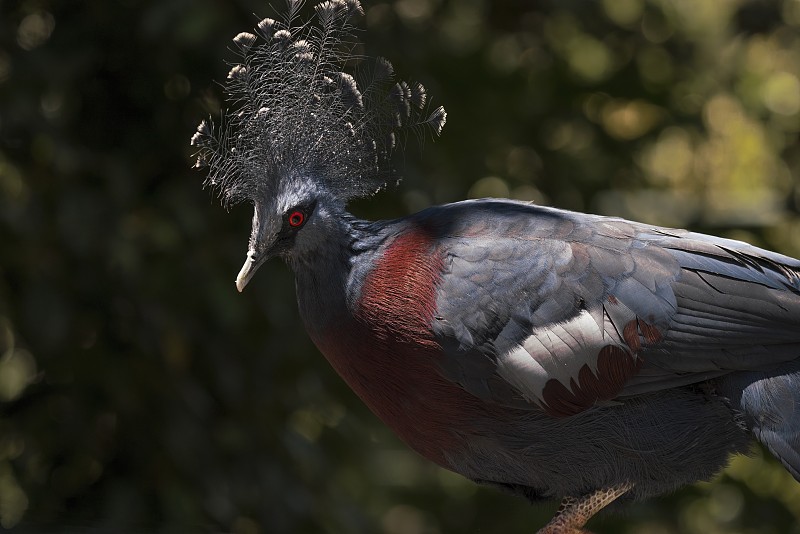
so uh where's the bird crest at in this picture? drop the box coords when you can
[190,0,447,208]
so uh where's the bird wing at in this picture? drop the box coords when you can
[426,200,800,416]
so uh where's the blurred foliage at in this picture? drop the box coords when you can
[1,0,800,532]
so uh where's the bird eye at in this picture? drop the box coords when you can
[288,210,305,227]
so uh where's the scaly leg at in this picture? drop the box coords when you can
[536,483,633,534]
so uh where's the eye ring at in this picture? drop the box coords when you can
[288,210,305,227]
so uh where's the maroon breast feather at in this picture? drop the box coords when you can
[313,224,481,467]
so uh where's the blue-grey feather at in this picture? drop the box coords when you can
[421,199,800,400]
[718,360,800,480]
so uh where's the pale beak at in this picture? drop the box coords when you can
[235,252,268,292]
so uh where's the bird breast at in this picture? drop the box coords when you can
[305,223,482,467]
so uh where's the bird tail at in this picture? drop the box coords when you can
[719,360,800,481]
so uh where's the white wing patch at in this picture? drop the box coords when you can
[495,308,629,405]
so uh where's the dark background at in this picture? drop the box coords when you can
[2,0,800,532]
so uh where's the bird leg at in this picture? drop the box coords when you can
[535,483,633,534]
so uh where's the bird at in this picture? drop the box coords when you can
[191,1,800,532]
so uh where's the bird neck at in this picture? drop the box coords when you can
[290,211,380,336]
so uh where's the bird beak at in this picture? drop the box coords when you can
[235,252,267,292]
[235,202,276,293]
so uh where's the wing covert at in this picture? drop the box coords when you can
[422,199,800,416]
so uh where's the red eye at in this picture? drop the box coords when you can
[288,210,305,227]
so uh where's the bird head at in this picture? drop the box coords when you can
[233,173,336,291]
[191,0,445,291]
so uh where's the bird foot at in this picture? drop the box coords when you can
[535,483,632,534]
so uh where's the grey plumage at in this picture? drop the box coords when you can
[428,200,800,404]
